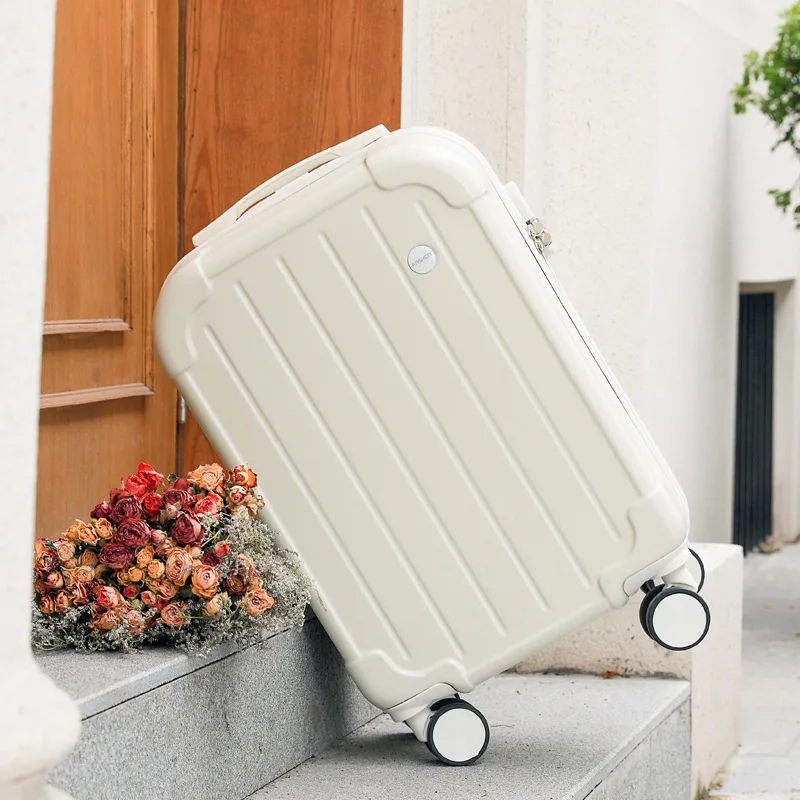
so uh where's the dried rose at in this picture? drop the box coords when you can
[33,577,48,595]
[213,541,230,558]
[90,502,112,521]
[187,463,225,493]
[74,565,95,584]
[136,545,155,568]
[165,549,193,586]
[225,573,246,595]
[173,477,190,491]
[241,588,274,617]
[146,578,179,601]
[140,590,157,607]
[194,493,223,518]
[94,518,114,540]
[65,519,96,544]
[91,607,121,631]
[188,545,203,560]
[40,595,56,614]
[56,540,76,563]
[35,550,58,574]
[202,592,228,617]
[116,569,133,586]
[160,602,188,628]
[190,564,219,599]
[128,567,145,583]
[227,485,249,507]
[98,543,134,570]
[109,492,143,524]
[125,472,150,500]
[137,462,164,491]
[71,583,92,605]
[79,549,99,568]
[114,518,151,549]
[55,590,73,613]
[45,571,64,590]
[150,530,168,547]
[201,550,221,567]
[172,512,203,546]
[125,609,146,635]
[142,492,164,519]
[123,585,139,600]
[62,558,77,570]
[162,488,195,510]
[227,465,257,489]
[147,560,166,579]
[248,575,264,591]
[35,538,48,556]
[95,586,120,609]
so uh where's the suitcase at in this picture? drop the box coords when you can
[154,125,711,765]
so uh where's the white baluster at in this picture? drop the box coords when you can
[0,3,81,798]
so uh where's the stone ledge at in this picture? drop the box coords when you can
[250,674,691,800]
[40,620,377,800]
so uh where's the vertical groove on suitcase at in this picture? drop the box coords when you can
[203,325,414,662]
[232,282,472,657]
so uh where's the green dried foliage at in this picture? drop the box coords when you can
[733,2,800,226]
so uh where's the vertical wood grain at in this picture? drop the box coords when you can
[180,0,402,471]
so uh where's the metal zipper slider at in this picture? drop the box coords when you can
[526,218,553,254]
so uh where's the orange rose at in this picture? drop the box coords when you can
[227,465,258,489]
[241,588,274,617]
[225,573,246,595]
[190,564,219,599]
[160,602,188,627]
[74,565,94,583]
[124,609,146,636]
[66,519,97,545]
[56,540,76,563]
[165,549,193,586]
[187,463,226,493]
[45,571,65,590]
[94,518,114,540]
[34,538,48,557]
[35,550,58,574]
[79,549,99,568]
[55,590,73,613]
[146,578,179,600]
[247,575,264,591]
[71,583,92,605]
[227,485,249,507]
[33,577,49,595]
[136,545,155,568]
[127,567,145,583]
[62,558,78,570]
[147,560,165,579]
[116,569,134,586]
[91,606,122,631]
[40,595,56,614]
[202,592,228,617]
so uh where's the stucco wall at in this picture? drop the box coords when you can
[403,0,800,544]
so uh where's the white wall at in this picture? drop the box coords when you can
[403,0,800,544]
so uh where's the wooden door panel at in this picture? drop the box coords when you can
[37,0,179,538]
[181,0,403,471]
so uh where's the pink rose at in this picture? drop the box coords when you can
[162,487,195,509]
[109,492,143,524]
[56,540,76,563]
[173,478,190,491]
[40,595,56,614]
[55,590,73,613]
[172,512,203,546]
[190,564,220,599]
[150,530,167,546]
[213,541,230,558]
[98,543,134,570]
[91,607,122,631]
[164,549,193,586]
[95,585,120,609]
[45,571,65,590]
[90,502,112,520]
[142,493,164,519]
[140,590,157,607]
[114,518,151,549]
[227,485,249,507]
[194,493,223,518]
[125,473,150,500]
[78,550,99,568]
[137,462,165,491]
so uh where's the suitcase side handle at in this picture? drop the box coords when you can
[192,125,390,247]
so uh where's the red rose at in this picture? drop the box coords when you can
[162,488,195,509]
[123,585,139,599]
[142,493,164,519]
[201,550,221,567]
[125,473,149,500]
[140,590,157,607]
[213,541,230,558]
[172,512,204,546]
[137,462,165,491]
[98,543,134,570]
[194,493,223,518]
[109,492,143,524]
[114,518,151,549]
[90,502,112,520]
[153,599,167,611]
[95,585,120,609]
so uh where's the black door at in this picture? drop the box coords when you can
[733,292,775,552]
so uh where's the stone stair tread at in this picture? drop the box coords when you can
[249,673,690,800]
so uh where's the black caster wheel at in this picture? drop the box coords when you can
[639,584,664,640]
[643,586,711,651]
[426,699,490,766]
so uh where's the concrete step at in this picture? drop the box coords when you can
[249,674,691,800]
[37,620,377,800]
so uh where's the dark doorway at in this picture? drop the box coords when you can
[733,292,775,552]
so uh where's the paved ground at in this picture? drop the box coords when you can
[712,542,800,800]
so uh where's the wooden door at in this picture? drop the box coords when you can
[37,1,180,538]
[180,0,403,471]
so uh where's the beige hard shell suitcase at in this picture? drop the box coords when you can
[154,125,710,765]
